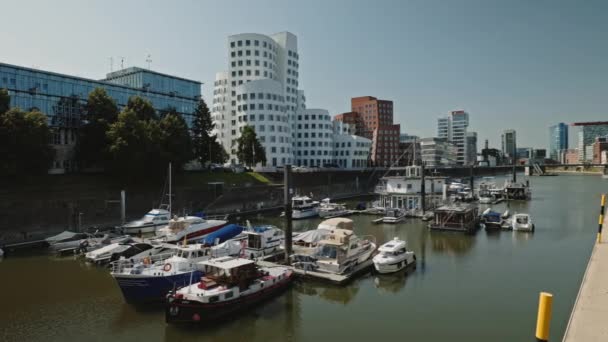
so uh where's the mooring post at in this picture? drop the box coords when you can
[512,163,517,183]
[284,165,293,263]
[420,162,426,214]
[469,165,474,193]
[535,292,553,341]
[120,190,126,225]
[598,194,606,243]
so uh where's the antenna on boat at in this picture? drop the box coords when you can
[168,163,172,216]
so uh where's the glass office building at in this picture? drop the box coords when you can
[0,62,201,173]
[548,123,568,160]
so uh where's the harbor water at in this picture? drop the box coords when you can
[0,174,602,341]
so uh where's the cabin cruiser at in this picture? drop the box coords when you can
[111,240,242,303]
[291,196,320,219]
[480,209,504,230]
[108,242,175,263]
[79,233,132,254]
[45,231,93,251]
[373,238,416,274]
[243,225,284,259]
[478,194,494,204]
[512,213,534,232]
[375,208,406,224]
[165,257,294,323]
[119,209,171,235]
[156,215,227,243]
[318,198,350,218]
[290,227,331,256]
[291,218,376,274]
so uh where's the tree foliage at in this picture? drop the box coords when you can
[75,88,118,169]
[236,126,266,167]
[191,98,228,165]
[0,108,54,176]
[158,111,193,169]
[0,88,9,114]
[126,96,156,121]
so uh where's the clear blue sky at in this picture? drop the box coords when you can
[2,0,606,149]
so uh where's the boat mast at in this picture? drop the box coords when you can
[168,163,172,216]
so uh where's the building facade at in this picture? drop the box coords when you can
[335,96,400,167]
[437,110,470,165]
[420,137,457,167]
[501,129,517,164]
[592,137,608,164]
[0,62,201,173]
[573,122,608,163]
[548,123,568,160]
[466,132,477,165]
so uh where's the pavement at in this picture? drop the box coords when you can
[562,241,608,341]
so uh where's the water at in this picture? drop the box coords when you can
[0,174,603,341]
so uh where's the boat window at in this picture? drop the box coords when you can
[208,296,219,303]
[319,245,338,258]
[224,291,233,299]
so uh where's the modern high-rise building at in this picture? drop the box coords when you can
[572,121,608,163]
[548,123,568,160]
[0,62,201,173]
[420,137,457,167]
[466,132,477,165]
[437,110,470,165]
[501,129,517,163]
[335,96,400,167]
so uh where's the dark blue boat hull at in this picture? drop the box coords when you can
[114,271,204,303]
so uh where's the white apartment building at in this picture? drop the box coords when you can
[437,110,470,165]
[212,31,370,169]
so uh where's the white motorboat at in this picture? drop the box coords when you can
[243,225,284,259]
[45,231,92,251]
[379,208,406,224]
[292,218,376,274]
[512,213,534,232]
[290,227,331,256]
[156,216,227,243]
[85,239,168,264]
[291,196,320,219]
[120,209,171,235]
[373,237,416,274]
[318,198,350,218]
[109,242,176,263]
[165,257,294,323]
[110,241,242,303]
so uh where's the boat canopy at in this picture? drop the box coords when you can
[293,228,330,244]
[319,228,353,246]
[317,218,354,230]
[45,231,78,242]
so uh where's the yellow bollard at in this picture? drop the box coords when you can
[598,194,606,244]
[535,292,553,341]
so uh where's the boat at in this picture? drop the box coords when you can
[480,208,504,230]
[108,242,176,263]
[290,227,331,256]
[501,210,510,219]
[291,218,376,274]
[512,213,534,232]
[45,231,92,251]
[111,241,243,303]
[374,208,406,224]
[165,256,294,323]
[291,196,320,219]
[198,224,244,247]
[78,233,133,254]
[156,215,227,243]
[243,225,284,259]
[429,204,479,233]
[119,209,171,235]
[373,237,416,274]
[318,198,350,218]
[479,195,494,204]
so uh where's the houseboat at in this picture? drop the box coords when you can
[291,196,320,219]
[319,198,351,218]
[428,204,479,233]
[374,166,446,213]
[243,225,284,259]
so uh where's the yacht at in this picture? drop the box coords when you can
[291,196,320,219]
[156,215,227,243]
[111,241,242,303]
[480,208,504,230]
[291,218,376,274]
[374,208,406,224]
[318,198,350,218]
[512,213,534,232]
[108,242,175,263]
[45,231,92,251]
[243,225,284,259]
[289,226,331,256]
[119,209,171,235]
[373,238,416,274]
[165,257,294,323]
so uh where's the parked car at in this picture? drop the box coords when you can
[231,164,245,173]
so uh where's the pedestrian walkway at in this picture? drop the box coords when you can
[562,242,608,341]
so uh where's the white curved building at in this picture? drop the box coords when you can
[212,32,300,166]
[294,108,334,167]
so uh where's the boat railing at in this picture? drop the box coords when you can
[110,251,176,274]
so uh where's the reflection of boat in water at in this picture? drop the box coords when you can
[430,232,475,256]
[373,269,413,294]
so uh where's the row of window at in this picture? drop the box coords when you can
[297,114,331,121]
[230,39,279,53]
[296,132,332,139]
[236,103,286,112]
[235,114,288,123]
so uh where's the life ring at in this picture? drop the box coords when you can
[163,263,172,272]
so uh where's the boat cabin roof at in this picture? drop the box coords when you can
[435,205,476,213]
[513,213,530,218]
[379,238,406,252]
[317,218,354,230]
[198,256,254,270]
[146,209,170,216]
[319,228,353,246]
[246,225,278,234]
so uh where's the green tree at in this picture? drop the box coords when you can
[106,109,151,175]
[0,108,54,176]
[236,126,266,167]
[126,96,157,121]
[75,88,118,169]
[0,88,9,114]
[159,111,193,170]
[191,99,228,166]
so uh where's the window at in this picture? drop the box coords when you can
[230,42,235,48]
[246,50,251,56]
[238,40,242,46]
[246,39,250,46]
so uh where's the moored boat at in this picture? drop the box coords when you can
[156,216,227,243]
[373,237,416,274]
[374,208,406,224]
[291,196,320,219]
[45,231,92,251]
[318,198,350,218]
[512,213,534,232]
[243,225,284,259]
[165,256,294,323]
[119,209,171,235]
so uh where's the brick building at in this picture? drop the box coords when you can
[592,137,608,164]
[335,96,400,167]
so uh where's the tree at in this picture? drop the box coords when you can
[0,88,9,114]
[75,88,118,169]
[126,96,157,121]
[0,108,54,176]
[159,111,193,170]
[236,126,266,167]
[190,99,229,166]
[106,109,151,176]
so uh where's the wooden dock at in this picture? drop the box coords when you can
[256,259,373,285]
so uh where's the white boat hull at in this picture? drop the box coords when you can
[513,224,534,232]
[373,252,415,274]
[121,224,165,235]
[292,208,319,219]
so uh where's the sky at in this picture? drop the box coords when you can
[2,0,607,149]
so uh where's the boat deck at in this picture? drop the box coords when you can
[256,259,373,285]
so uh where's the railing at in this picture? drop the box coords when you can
[110,251,175,274]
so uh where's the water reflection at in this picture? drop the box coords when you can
[297,281,360,305]
[373,268,413,294]
[429,232,475,256]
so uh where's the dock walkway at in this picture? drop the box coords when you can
[563,242,608,341]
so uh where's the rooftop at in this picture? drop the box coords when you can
[198,256,254,269]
